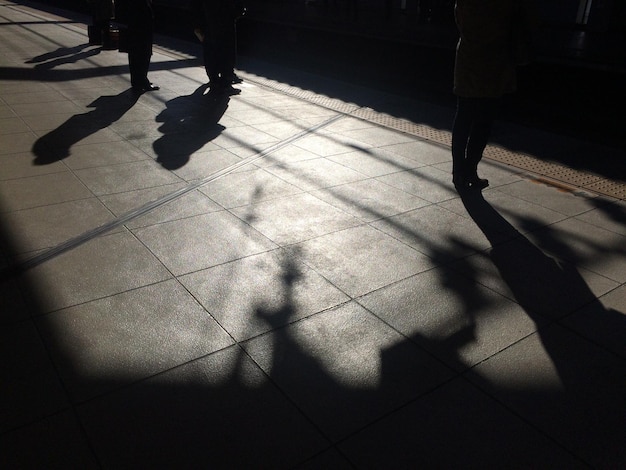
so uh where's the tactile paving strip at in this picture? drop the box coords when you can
[244,73,626,201]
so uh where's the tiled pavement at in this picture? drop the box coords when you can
[1,1,625,468]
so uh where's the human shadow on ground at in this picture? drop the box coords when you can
[31,89,140,164]
[25,43,101,69]
[152,84,229,170]
[451,190,626,466]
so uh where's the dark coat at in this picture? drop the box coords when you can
[453,0,517,98]
[117,0,154,54]
[191,0,243,33]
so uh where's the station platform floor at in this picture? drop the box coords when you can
[1,1,625,468]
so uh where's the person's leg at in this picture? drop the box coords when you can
[451,96,474,186]
[203,37,219,84]
[128,50,141,88]
[465,98,498,185]
[130,50,157,91]
[223,24,237,82]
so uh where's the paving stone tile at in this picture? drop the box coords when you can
[263,157,367,191]
[439,188,569,235]
[36,279,234,401]
[327,147,426,178]
[254,143,324,168]
[525,217,626,283]
[19,112,83,131]
[0,104,16,118]
[382,139,452,165]
[339,378,586,468]
[61,139,151,169]
[231,192,361,245]
[281,104,339,121]
[0,171,93,212]
[371,204,497,261]
[467,325,626,467]
[289,225,434,297]
[292,133,364,158]
[311,178,430,222]
[133,211,277,275]
[0,131,38,155]
[358,267,539,370]
[32,124,126,163]
[0,321,69,433]
[219,125,279,149]
[73,159,182,195]
[9,100,84,117]
[180,249,350,341]
[18,231,172,313]
[376,165,459,203]
[0,116,30,134]
[170,147,243,181]
[0,151,66,180]
[574,197,626,237]
[448,238,619,321]
[340,126,414,147]
[101,184,221,229]
[78,346,329,468]
[199,166,303,209]
[496,178,599,216]
[253,119,321,140]
[1,198,119,254]
[108,118,163,142]
[2,90,67,105]
[321,116,376,133]
[242,302,453,441]
[563,284,626,359]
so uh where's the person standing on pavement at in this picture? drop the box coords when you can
[451,0,537,190]
[191,0,244,93]
[118,0,159,93]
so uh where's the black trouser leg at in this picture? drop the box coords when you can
[452,97,499,176]
[129,51,150,87]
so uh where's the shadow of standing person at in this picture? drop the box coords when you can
[459,190,626,466]
[152,84,229,170]
[32,89,140,165]
[26,44,101,70]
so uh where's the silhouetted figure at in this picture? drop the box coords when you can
[451,0,536,190]
[191,0,244,94]
[117,0,159,93]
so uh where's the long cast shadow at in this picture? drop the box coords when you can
[31,89,140,165]
[453,190,626,465]
[152,84,229,170]
[25,42,101,69]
